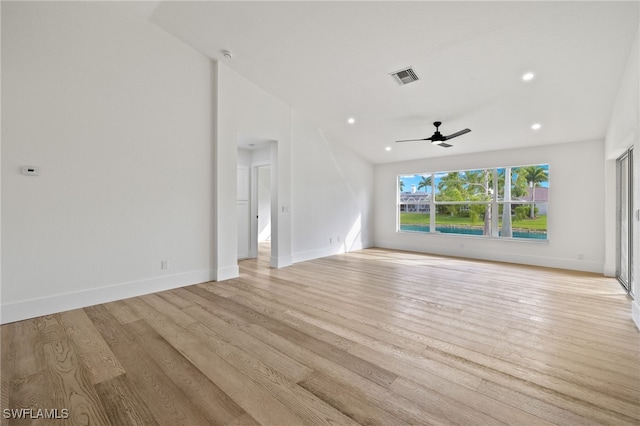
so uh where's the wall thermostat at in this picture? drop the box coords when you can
[22,166,39,176]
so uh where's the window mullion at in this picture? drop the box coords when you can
[491,168,499,237]
[430,173,436,233]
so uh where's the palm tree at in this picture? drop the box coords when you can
[437,172,464,216]
[452,170,488,231]
[511,172,529,198]
[521,166,548,218]
[461,170,491,200]
[459,170,492,235]
[417,175,432,192]
[437,172,464,196]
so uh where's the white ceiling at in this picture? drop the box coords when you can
[149,1,638,164]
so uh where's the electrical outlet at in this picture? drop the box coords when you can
[578,254,584,261]
[22,166,39,176]
[161,260,168,269]
[329,238,332,244]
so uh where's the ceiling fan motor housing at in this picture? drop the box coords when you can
[431,131,445,142]
[431,122,445,141]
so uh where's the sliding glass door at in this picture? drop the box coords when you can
[616,149,633,295]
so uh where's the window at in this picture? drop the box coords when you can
[398,164,548,240]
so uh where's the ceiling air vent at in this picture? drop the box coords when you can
[390,67,419,85]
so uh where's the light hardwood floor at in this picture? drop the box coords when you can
[1,246,639,425]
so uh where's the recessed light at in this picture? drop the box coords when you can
[531,123,541,130]
[347,117,355,124]
[522,72,535,81]
[385,146,392,151]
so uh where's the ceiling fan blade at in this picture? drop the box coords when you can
[395,138,432,143]
[443,128,471,140]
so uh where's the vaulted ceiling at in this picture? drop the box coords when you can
[149,1,638,164]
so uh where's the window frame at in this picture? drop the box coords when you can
[397,164,549,241]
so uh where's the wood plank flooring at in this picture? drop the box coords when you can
[1,246,639,425]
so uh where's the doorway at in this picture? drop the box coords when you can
[616,148,633,296]
[237,138,280,269]
[252,164,272,261]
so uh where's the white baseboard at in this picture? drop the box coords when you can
[602,265,617,277]
[633,300,640,331]
[292,247,342,264]
[1,269,214,324]
[214,265,239,281]
[291,240,372,264]
[374,240,604,274]
[270,255,293,268]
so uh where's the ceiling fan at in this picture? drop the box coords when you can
[396,121,471,148]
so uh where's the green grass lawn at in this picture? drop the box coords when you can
[400,212,547,230]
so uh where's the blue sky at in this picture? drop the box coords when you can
[399,165,549,193]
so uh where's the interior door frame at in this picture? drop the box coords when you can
[250,160,271,259]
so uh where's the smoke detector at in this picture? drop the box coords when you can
[222,50,233,59]
[390,67,419,85]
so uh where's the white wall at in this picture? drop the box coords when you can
[1,2,215,323]
[251,146,271,165]
[0,2,4,321]
[375,140,605,273]
[215,63,292,270]
[1,2,377,323]
[604,24,639,328]
[291,111,374,262]
[237,148,252,168]
[236,149,251,259]
[216,67,375,268]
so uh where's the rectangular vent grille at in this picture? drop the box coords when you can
[391,67,419,85]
